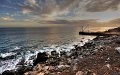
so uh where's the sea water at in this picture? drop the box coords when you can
[0,26,113,73]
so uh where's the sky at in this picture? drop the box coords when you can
[0,0,120,27]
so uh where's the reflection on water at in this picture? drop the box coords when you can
[0,26,116,50]
[0,26,117,50]
[89,27,117,32]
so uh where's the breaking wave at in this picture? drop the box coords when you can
[0,36,95,73]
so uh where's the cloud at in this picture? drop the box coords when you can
[85,0,120,12]
[27,0,37,6]
[20,0,120,21]
[0,17,15,21]
[109,18,120,24]
[22,6,33,14]
[21,0,77,18]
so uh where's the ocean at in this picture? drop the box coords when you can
[0,25,115,73]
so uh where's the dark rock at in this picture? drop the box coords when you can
[60,51,66,56]
[0,55,16,61]
[33,52,48,66]
[2,70,16,75]
[74,45,78,49]
[51,51,59,57]
[47,58,60,66]
[46,51,60,66]
[16,65,32,75]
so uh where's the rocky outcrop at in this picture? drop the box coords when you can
[33,52,48,66]
[2,27,120,75]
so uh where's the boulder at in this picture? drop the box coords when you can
[37,72,45,75]
[2,70,16,75]
[76,71,83,75]
[51,51,59,57]
[33,52,48,66]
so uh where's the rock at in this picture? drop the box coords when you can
[43,66,49,71]
[37,72,45,75]
[115,47,120,53]
[33,64,45,71]
[86,70,93,75]
[0,54,16,61]
[24,72,29,75]
[46,53,60,66]
[60,51,66,56]
[76,71,83,75]
[51,51,59,57]
[73,63,79,71]
[93,73,96,75]
[57,72,61,74]
[33,52,48,66]
[67,58,72,65]
[2,70,16,75]
[43,66,55,73]
[24,71,38,75]
[105,64,111,69]
[47,66,55,72]
[16,64,32,75]
[57,65,70,71]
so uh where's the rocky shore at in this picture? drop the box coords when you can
[1,27,120,75]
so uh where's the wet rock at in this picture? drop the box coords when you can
[46,51,60,66]
[60,51,66,57]
[70,51,79,59]
[46,57,60,66]
[16,65,32,75]
[0,55,16,61]
[2,70,16,75]
[84,41,95,48]
[33,52,48,66]
[51,51,59,57]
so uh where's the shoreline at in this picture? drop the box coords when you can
[0,36,95,74]
[1,27,120,75]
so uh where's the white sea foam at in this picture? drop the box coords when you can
[9,46,21,52]
[14,46,21,50]
[0,52,16,58]
[0,57,22,73]
[0,36,95,74]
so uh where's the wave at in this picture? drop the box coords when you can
[0,57,22,73]
[0,36,95,73]
[0,52,16,59]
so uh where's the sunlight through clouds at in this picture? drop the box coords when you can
[0,0,120,27]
